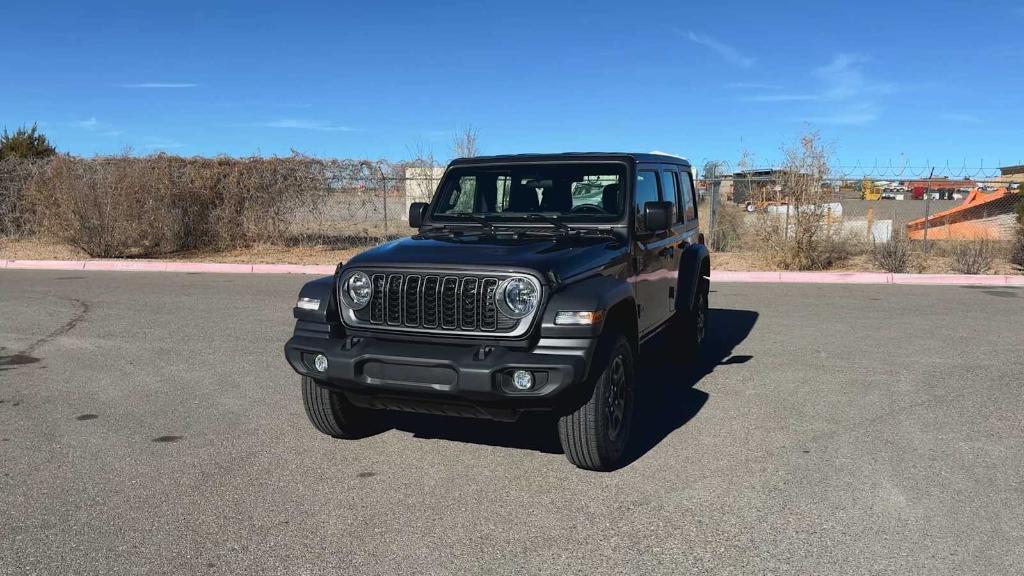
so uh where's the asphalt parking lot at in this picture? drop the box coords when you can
[1,270,1022,575]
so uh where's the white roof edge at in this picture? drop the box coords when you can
[648,150,688,161]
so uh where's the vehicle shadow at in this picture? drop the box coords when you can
[622,308,759,467]
[390,308,759,463]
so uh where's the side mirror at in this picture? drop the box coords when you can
[643,201,673,232]
[408,202,429,228]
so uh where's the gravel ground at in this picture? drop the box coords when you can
[1,271,1022,575]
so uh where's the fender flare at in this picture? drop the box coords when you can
[675,243,710,313]
[293,275,340,324]
[539,274,635,339]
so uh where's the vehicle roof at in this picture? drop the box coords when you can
[448,152,691,167]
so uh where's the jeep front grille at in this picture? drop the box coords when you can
[343,270,532,336]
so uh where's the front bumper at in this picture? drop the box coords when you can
[284,332,597,420]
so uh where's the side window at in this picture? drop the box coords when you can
[660,170,679,224]
[679,170,696,221]
[635,170,660,231]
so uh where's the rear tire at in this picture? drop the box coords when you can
[301,376,382,439]
[558,334,635,471]
[678,275,709,357]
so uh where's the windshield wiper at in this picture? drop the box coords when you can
[442,214,495,234]
[521,213,572,234]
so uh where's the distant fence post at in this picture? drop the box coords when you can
[378,165,388,238]
[923,167,934,254]
[704,161,722,250]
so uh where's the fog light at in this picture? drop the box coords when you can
[313,354,329,372]
[511,370,534,390]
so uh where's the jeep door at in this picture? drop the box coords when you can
[632,165,675,335]
[663,165,701,305]
[658,166,688,316]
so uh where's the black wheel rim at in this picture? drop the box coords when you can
[695,291,707,344]
[605,354,627,441]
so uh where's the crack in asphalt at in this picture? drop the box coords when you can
[0,298,90,370]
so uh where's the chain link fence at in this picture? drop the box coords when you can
[3,155,1022,265]
[699,162,1023,256]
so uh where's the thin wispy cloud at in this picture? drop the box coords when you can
[743,93,820,103]
[815,54,893,100]
[74,117,99,130]
[742,54,892,104]
[72,117,123,136]
[802,104,880,126]
[939,112,982,124]
[121,83,198,88]
[256,119,359,132]
[743,54,894,125]
[726,82,782,90]
[686,32,754,68]
[143,139,184,150]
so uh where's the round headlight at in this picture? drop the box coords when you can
[344,272,372,310]
[497,276,539,319]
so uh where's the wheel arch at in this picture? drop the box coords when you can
[675,243,710,313]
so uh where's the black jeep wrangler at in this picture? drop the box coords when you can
[284,153,709,471]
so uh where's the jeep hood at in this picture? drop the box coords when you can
[346,233,627,281]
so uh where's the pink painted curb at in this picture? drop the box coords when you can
[712,270,1024,286]
[711,271,782,283]
[2,258,1023,285]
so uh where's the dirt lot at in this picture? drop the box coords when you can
[0,238,364,266]
[2,237,1020,275]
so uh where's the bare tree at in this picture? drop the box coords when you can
[401,142,441,218]
[451,125,479,158]
[750,131,851,270]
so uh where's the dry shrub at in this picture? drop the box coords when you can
[950,238,996,275]
[1012,200,1024,272]
[22,154,365,257]
[872,229,912,273]
[750,132,851,270]
[700,200,746,251]
[0,158,45,237]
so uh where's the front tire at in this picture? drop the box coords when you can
[301,376,382,439]
[558,334,635,471]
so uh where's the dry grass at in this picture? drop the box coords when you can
[871,230,912,273]
[949,239,998,275]
[0,237,90,260]
[1012,203,1024,271]
[4,237,1021,274]
[0,237,364,265]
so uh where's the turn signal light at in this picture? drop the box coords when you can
[554,310,605,326]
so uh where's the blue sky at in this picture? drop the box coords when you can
[3,0,1023,170]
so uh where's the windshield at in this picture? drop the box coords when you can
[430,163,626,223]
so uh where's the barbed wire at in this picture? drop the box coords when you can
[701,159,1020,182]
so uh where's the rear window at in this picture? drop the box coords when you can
[679,170,696,221]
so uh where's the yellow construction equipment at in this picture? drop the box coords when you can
[862,178,881,201]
